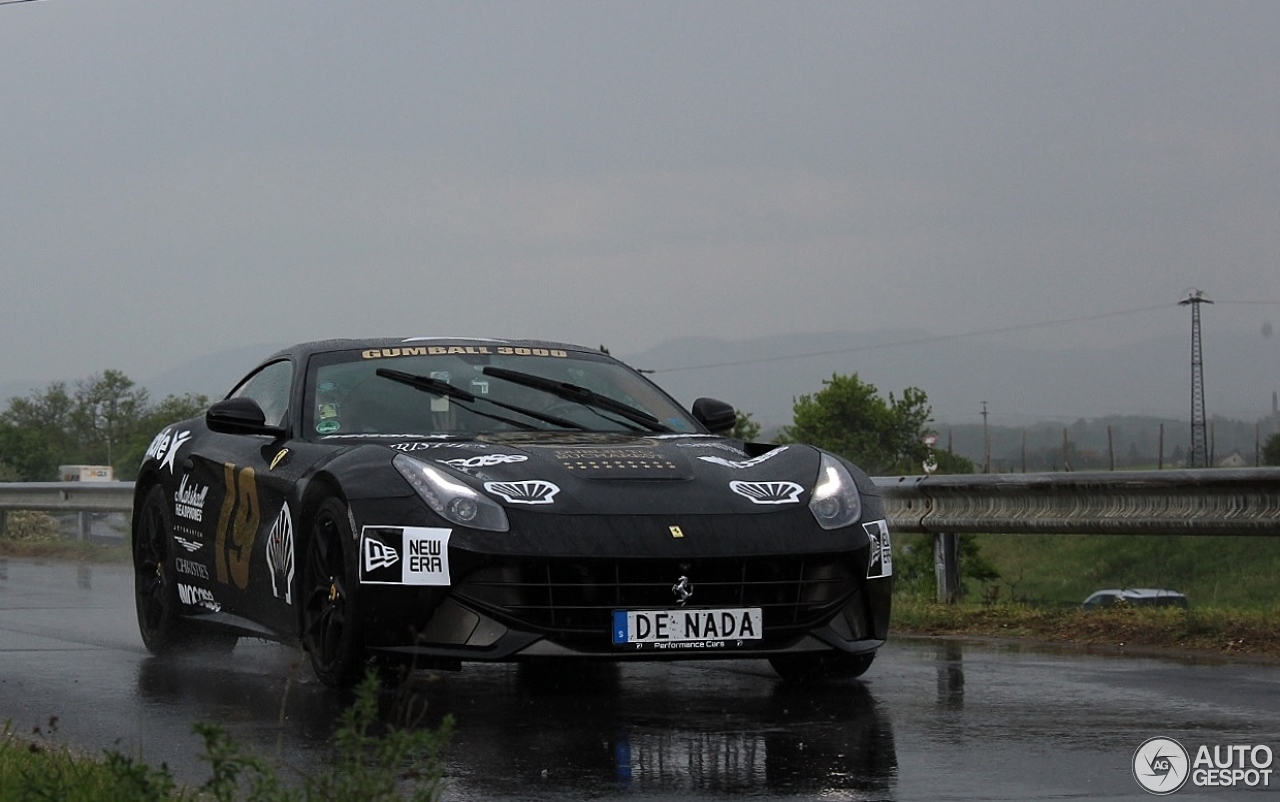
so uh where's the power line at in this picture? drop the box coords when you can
[646,303,1170,374]
[644,298,1280,375]
[0,0,48,6]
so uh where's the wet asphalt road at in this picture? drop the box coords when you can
[1,558,1277,800]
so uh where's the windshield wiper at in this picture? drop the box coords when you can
[481,366,671,432]
[375,368,587,430]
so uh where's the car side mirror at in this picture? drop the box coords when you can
[206,397,286,438]
[691,397,737,434]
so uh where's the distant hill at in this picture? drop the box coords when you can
[141,342,285,401]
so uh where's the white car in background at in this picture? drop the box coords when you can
[1081,588,1188,610]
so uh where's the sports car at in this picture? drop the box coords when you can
[132,338,892,687]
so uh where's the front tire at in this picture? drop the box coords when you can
[769,650,876,682]
[301,498,366,688]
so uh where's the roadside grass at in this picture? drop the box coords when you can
[893,532,1280,659]
[892,595,1280,660]
[972,533,1280,611]
[0,673,453,802]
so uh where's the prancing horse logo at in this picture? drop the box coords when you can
[672,575,693,606]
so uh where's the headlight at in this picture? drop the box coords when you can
[393,454,509,532]
[808,453,862,530]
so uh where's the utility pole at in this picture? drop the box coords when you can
[981,401,990,473]
[1179,289,1213,468]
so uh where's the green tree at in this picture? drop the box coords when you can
[780,373,994,599]
[71,370,150,467]
[1263,431,1280,467]
[1,374,209,481]
[1,382,76,480]
[780,373,933,475]
[729,409,762,442]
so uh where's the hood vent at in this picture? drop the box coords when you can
[549,446,693,480]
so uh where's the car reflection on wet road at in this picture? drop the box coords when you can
[1,558,1276,800]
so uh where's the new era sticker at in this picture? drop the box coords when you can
[359,526,452,586]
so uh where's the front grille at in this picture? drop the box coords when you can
[453,555,858,648]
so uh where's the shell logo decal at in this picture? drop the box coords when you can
[484,480,561,505]
[728,480,804,505]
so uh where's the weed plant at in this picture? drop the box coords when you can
[0,672,453,802]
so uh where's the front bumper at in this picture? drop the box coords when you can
[359,554,892,663]
[349,501,892,664]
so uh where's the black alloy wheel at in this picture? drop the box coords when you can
[133,484,190,654]
[301,498,366,688]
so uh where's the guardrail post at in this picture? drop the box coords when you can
[935,532,961,604]
[0,509,6,538]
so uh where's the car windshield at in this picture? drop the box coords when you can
[302,344,700,438]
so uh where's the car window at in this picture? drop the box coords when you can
[229,359,293,428]
[303,347,698,438]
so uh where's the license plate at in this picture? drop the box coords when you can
[612,608,763,645]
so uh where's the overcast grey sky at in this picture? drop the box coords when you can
[3,1,1278,392]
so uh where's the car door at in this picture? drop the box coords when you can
[180,359,306,637]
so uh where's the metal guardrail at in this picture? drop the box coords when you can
[872,468,1280,537]
[0,481,136,514]
[0,482,135,543]
[869,467,1280,602]
[3,470,1280,534]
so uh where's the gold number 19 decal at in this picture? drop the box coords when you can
[215,464,260,589]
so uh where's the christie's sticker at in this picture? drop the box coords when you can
[359,526,451,586]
